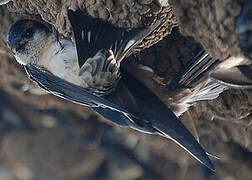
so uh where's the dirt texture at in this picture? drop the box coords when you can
[169,0,247,60]
[0,1,251,180]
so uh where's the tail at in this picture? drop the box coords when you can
[168,50,219,90]
[188,79,228,102]
[167,50,228,102]
[68,10,166,67]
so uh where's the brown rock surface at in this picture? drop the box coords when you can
[169,0,246,60]
[0,2,251,180]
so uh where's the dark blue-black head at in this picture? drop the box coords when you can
[7,19,49,52]
[7,19,50,65]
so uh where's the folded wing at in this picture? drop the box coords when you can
[120,68,215,171]
[24,64,139,120]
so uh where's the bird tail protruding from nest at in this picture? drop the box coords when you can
[68,10,166,67]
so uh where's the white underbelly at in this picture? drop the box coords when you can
[62,70,81,85]
[38,39,81,86]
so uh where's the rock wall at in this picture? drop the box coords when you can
[0,1,251,180]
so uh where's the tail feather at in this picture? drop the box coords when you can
[68,10,125,67]
[114,18,166,62]
[188,80,228,103]
[68,10,165,67]
[168,50,219,90]
[164,49,227,116]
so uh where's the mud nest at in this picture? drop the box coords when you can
[169,0,248,60]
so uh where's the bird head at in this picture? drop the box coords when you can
[7,19,50,65]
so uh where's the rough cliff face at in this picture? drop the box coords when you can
[169,0,250,61]
[0,1,251,180]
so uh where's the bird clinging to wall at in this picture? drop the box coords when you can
[7,9,216,171]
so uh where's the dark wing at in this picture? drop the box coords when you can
[24,64,139,120]
[24,64,155,132]
[67,10,166,67]
[120,68,215,171]
[24,63,215,170]
[104,80,156,134]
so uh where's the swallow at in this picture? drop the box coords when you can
[7,10,215,171]
[7,10,165,96]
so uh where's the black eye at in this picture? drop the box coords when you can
[23,28,33,38]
